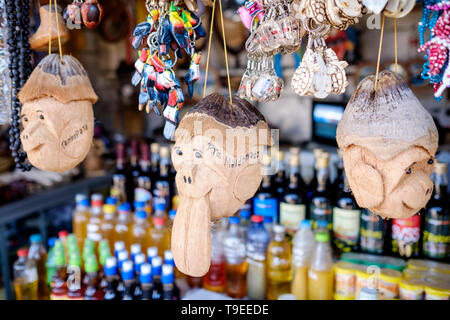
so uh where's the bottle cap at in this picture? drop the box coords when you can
[153,201,166,212]
[105,257,118,276]
[58,230,69,238]
[131,243,141,255]
[75,194,88,204]
[103,204,116,215]
[140,263,153,284]
[316,220,329,229]
[68,252,81,267]
[315,232,330,243]
[134,253,146,273]
[161,264,174,284]
[91,193,103,206]
[118,250,129,264]
[251,215,264,223]
[118,202,131,213]
[147,247,158,263]
[164,250,174,265]
[151,256,162,275]
[17,248,28,257]
[229,216,240,224]
[114,241,125,255]
[169,210,177,220]
[150,142,160,154]
[48,237,57,248]
[136,210,147,219]
[106,197,117,205]
[300,219,312,229]
[159,146,170,157]
[134,201,146,209]
[78,198,90,207]
[273,224,285,234]
[84,255,98,273]
[121,260,134,280]
[30,234,42,243]
[239,210,251,219]
[153,217,165,226]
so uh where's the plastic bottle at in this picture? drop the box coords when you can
[239,207,252,234]
[28,234,48,300]
[58,230,69,262]
[154,200,168,220]
[13,248,38,300]
[291,220,315,300]
[101,203,117,250]
[98,243,111,292]
[46,237,57,289]
[73,197,90,248]
[84,255,103,300]
[263,216,274,239]
[150,216,170,257]
[86,194,104,249]
[114,202,132,251]
[121,260,135,300]
[203,221,227,293]
[133,253,146,299]
[130,243,142,262]
[224,216,247,299]
[50,242,67,300]
[266,225,292,300]
[66,252,83,300]
[114,241,125,260]
[131,210,151,251]
[246,215,271,300]
[103,257,119,300]
[308,232,334,300]
[151,256,163,300]
[140,263,153,300]
[162,264,179,300]
[147,246,158,265]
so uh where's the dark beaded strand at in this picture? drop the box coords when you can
[7,0,32,171]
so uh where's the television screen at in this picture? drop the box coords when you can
[312,102,345,144]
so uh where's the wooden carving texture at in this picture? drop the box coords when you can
[171,93,271,276]
[337,70,439,219]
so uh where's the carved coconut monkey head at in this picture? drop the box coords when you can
[337,71,438,219]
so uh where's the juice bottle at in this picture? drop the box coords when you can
[150,216,170,257]
[50,242,67,300]
[133,253,146,299]
[266,225,292,300]
[203,219,226,293]
[82,238,96,265]
[151,256,163,300]
[28,234,48,300]
[66,252,83,300]
[140,263,153,300]
[86,194,104,249]
[46,237,57,289]
[224,216,247,299]
[147,246,158,265]
[73,198,90,248]
[13,248,38,300]
[121,260,135,300]
[84,255,103,300]
[104,256,120,300]
[116,250,129,296]
[114,202,133,251]
[291,220,315,300]
[58,230,69,262]
[131,210,151,251]
[134,201,147,222]
[131,243,142,262]
[101,204,117,250]
[246,215,271,300]
[308,232,334,300]
[162,264,180,300]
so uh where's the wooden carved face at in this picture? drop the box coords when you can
[20,97,94,173]
[343,145,435,219]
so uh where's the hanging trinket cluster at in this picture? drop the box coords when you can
[63,0,104,29]
[131,0,206,140]
[238,0,304,102]
[418,0,450,99]
[0,0,11,125]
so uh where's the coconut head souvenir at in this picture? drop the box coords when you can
[18,54,98,173]
[337,70,439,220]
[171,93,271,276]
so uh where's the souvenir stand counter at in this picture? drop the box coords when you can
[0,0,448,301]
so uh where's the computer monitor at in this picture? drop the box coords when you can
[311,101,346,145]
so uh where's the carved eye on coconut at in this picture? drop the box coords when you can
[81,0,104,29]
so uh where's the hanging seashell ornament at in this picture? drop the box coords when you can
[336,70,439,220]
[18,54,98,173]
[171,93,271,277]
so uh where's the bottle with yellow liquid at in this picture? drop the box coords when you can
[131,210,151,251]
[28,234,48,300]
[73,195,89,248]
[291,220,315,300]
[150,216,170,257]
[13,248,38,300]
[114,202,133,250]
[101,203,117,250]
[308,232,334,300]
[266,225,292,300]
[86,194,104,249]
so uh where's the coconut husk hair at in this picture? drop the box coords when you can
[18,54,98,105]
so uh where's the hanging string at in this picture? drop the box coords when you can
[394,17,398,73]
[218,0,232,105]
[47,0,64,61]
[374,14,385,92]
[54,0,64,61]
[203,0,217,98]
[48,0,52,55]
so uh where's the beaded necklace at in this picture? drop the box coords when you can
[6,0,32,171]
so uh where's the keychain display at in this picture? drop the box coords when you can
[131,1,206,140]
[63,0,104,29]
[418,0,450,99]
